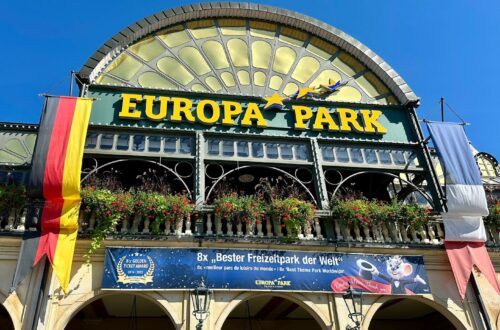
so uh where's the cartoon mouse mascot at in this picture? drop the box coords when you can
[357,256,427,294]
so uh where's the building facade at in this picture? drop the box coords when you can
[0,3,499,329]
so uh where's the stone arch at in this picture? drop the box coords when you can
[0,291,22,330]
[215,291,330,330]
[55,290,182,330]
[362,295,467,330]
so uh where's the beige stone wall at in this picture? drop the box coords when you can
[1,237,498,330]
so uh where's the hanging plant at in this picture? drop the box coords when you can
[238,195,265,230]
[270,197,315,238]
[152,193,194,234]
[331,198,371,227]
[213,192,242,220]
[400,203,431,230]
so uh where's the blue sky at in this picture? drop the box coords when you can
[1,0,499,157]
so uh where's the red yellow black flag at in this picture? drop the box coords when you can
[13,96,92,293]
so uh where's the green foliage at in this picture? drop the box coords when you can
[0,184,26,215]
[81,187,193,260]
[271,197,315,238]
[331,198,431,229]
[485,200,500,224]
[213,193,266,229]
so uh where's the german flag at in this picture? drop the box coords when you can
[13,96,92,293]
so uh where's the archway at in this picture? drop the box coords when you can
[221,295,323,330]
[0,304,14,330]
[65,293,176,330]
[367,298,459,330]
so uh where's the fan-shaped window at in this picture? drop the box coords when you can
[129,37,165,61]
[202,41,229,69]
[227,39,249,67]
[252,41,272,69]
[179,47,211,75]
[477,154,498,177]
[93,18,399,104]
[157,57,194,85]
[138,72,176,89]
[292,57,320,83]
[273,46,296,74]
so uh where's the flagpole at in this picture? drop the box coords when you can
[29,258,50,330]
[440,97,445,122]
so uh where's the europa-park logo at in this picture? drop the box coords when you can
[117,79,388,135]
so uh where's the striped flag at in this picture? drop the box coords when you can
[13,96,92,293]
[427,122,500,299]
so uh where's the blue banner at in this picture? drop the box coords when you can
[102,248,431,295]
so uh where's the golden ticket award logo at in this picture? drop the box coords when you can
[117,252,155,284]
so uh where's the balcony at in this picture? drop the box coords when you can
[2,204,499,247]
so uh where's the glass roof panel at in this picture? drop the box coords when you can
[326,86,362,102]
[202,40,229,69]
[283,82,298,96]
[309,69,341,89]
[252,40,272,69]
[250,21,275,39]
[237,70,250,85]
[179,47,211,75]
[129,37,165,61]
[205,76,222,92]
[157,25,191,48]
[279,26,307,47]
[157,57,194,85]
[227,39,249,67]
[104,53,142,81]
[272,46,296,74]
[306,37,337,60]
[138,72,176,89]
[191,83,208,92]
[291,56,320,83]
[332,52,365,76]
[221,72,236,87]
[254,72,266,86]
[188,20,218,39]
[95,75,127,86]
[269,75,283,90]
[219,19,246,36]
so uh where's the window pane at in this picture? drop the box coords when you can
[295,144,308,160]
[321,146,334,161]
[350,148,364,163]
[179,47,211,75]
[378,150,392,164]
[364,149,378,164]
[85,132,98,149]
[223,140,234,156]
[335,147,349,163]
[266,143,278,159]
[237,141,249,157]
[252,142,264,158]
[116,134,130,150]
[100,134,113,150]
[280,144,293,160]
[164,137,177,153]
[180,137,192,154]
[148,136,161,152]
[393,150,406,165]
[207,139,219,155]
[132,135,145,151]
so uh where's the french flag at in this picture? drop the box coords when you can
[427,122,499,299]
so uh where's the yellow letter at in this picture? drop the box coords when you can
[360,110,387,134]
[336,108,364,133]
[170,97,195,123]
[312,107,339,131]
[292,105,313,130]
[118,93,142,119]
[222,101,243,125]
[241,103,267,127]
[144,95,166,121]
[197,100,220,125]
